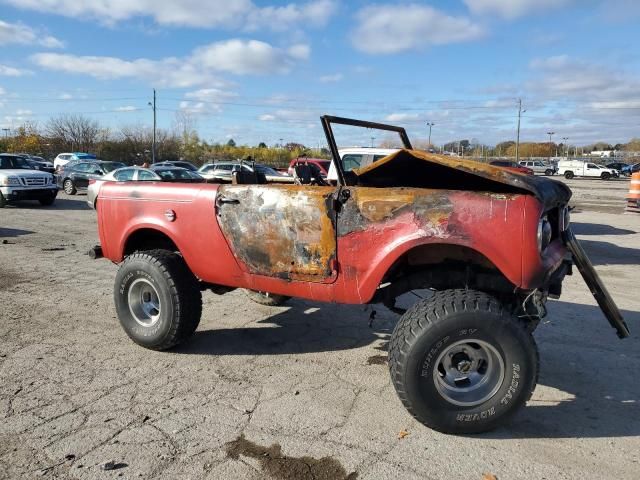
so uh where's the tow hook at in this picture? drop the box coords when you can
[88,245,103,260]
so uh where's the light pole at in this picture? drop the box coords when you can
[148,89,156,163]
[515,99,526,163]
[562,137,569,159]
[547,131,555,161]
[370,136,375,148]
[426,122,435,147]
[2,128,9,139]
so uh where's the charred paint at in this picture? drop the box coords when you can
[354,149,571,210]
[338,187,454,237]
[216,184,337,282]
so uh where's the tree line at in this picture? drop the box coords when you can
[0,114,328,168]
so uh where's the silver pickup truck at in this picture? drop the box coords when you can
[519,160,558,175]
[0,153,58,208]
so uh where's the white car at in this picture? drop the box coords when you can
[87,166,160,208]
[557,160,618,180]
[53,152,97,170]
[327,147,399,182]
[0,153,58,207]
[518,160,557,176]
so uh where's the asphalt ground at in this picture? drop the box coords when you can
[1,176,638,479]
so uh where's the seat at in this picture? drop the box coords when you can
[294,163,329,186]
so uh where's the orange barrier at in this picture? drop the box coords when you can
[625,172,640,214]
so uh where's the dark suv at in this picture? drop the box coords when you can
[57,160,126,194]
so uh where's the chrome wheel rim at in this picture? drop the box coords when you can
[64,180,73,193]
[433,339,505,407]
[128,278,161,327]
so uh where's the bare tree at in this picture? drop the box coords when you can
[46,114,101,152]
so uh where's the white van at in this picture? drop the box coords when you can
[557,160,618,180]
[327,147,399,182]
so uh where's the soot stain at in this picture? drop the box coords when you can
[226,435,358,480]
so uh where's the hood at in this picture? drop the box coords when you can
[353,149,572,210]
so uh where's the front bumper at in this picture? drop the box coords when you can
[0,186,58,201]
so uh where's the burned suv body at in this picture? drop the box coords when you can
[94,116,628,434]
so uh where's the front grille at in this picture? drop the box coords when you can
[21,177,47,186]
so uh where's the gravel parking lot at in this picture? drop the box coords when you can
[1,177,639,479]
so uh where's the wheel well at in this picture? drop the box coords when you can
[373,244,516,307]
[123,229,179,256]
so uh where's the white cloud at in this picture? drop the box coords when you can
[181,88,238,114]
[115,105,137,111]
[385,113,421,122]
[58,93,73,100]
[259,114,276,121]
[0,20,63,48]
[192,40,309,75]
[352,4,484,54]
[463,0,574,19]
[319,73,343,83]
[3,0,336,31]
[15,109,32,115]
[287,44,311,61]
[0,64,32,76]
[31,39,308,87]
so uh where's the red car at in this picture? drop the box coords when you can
[92,116,627,435]
[288,157,331,177]
[490,160,534,175]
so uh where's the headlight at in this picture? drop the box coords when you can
[537,216,553,252]
[0,176,20,186]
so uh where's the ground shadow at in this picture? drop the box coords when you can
[572,222,637,236]
[178,294,639,439]
[579,239,640,265]
[9,196,90,211]
[0,227,34,238]
[175,300,392,356]
[485,300,639,439]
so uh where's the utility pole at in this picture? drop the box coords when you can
[148,89,157,163]
[426,122,435,147]
[547,131,555,162]
[515,99,525,163]
[2,128,9,139]
[562,137,569,159]
[370,136,375,148]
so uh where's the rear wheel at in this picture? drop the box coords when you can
[114,249,202,350]
[564,171,574,179]
[63,179,76,195]
[388,289,538,434]
[244,289,291,306]
[601,172,611,180]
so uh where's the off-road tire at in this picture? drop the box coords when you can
[244,289,291,306]
[600,172,611,180]
[0,192,6,208]
[564,171,574,179]
[39,193,57,206]
[63,179,76,195]
[114,249,202,350]
[544,169,553,176]
[388,289,538,434]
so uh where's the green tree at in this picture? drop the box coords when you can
[226,138,236,147]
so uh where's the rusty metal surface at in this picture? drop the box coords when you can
[216,184,337,282]
[354,149,571,210]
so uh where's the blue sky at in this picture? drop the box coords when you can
[1,0,639,148]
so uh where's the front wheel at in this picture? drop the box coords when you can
[39,193,57,206]
[388,289,538,434]
[244,289,291,306]
[0,193,6,208]
[63,179,76,195]
[544,169,553,176]
[601,172,611,180]
[114,249,202,350]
